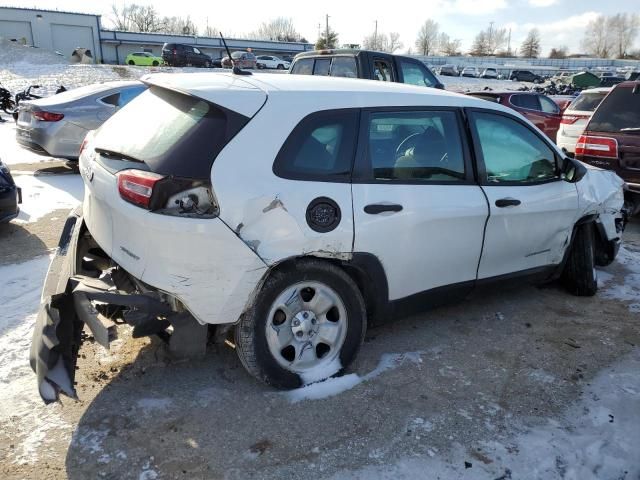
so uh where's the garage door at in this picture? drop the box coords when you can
[51,24,94,59]
[0,20,33,44]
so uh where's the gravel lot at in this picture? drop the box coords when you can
[0,61,639,479]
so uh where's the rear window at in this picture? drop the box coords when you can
[93,86,248,179]
[569,91,608,112]
[291,58,314,75]
[589,85,640,133]
[511,94,540,110]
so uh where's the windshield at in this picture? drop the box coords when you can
[589,85,640,133]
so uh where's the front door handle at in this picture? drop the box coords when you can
[364,203,403,214]
[495,198,521,208]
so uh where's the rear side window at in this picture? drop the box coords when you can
[365,110,466,182]
[569,91,608,112]
[291,58,314,75]
[511,94,540,111]
[313,58,331,76]
[273,110,358,181]
[100,92,119,106]
[94,86,248,179]
[118,86,145,107]
[373,59,393,81]
[399,60,438,87]
[588,86,640,133]
[330,57,357,78]
[539,95,559,114]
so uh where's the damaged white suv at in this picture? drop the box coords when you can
[31,72,626,402]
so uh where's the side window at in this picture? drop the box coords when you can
[373,59,393,81]
[470,112,558,184]
[539,95,559,114]
[511,94,541,111]
[313,58,331,76]
[118,86,145,107]
[330,57,357,78]
[100,92,119,107]
[291,58,314,75]
[399,59,437,87]
[273,110,358,181]
[366,111,466,182]
[193,47,201,55]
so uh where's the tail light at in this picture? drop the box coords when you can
[79,139,88,156]
[116,169,218,217]
[575,135,619,159]
[172,49,177,55]
[33,111,64,122]
[561,114,589,125]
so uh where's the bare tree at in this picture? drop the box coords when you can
[520,29,541,58]
[438,32,461,56]
[363,31,404,52]
[202,24,219,38]
[487,27,507,55]
[549,46,568,59]
[363,32,384,50]
[582,15,613,58]
[609,13,640,58]
[164,15,198,35]
[250,17,303,42]
[470,30,490,56]
[110,3,134,31]
[415,20,439,56]
[128,4,166,33]
[387,32,403,53]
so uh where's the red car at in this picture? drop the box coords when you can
[467,91,562,141]
[576,81,640,215]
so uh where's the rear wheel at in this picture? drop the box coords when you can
[277,64,285,70]
[235,260,366,389]
[152,60,159,66]
[204,60,211,68]
[562,222,598,296]
[128,60,135,65]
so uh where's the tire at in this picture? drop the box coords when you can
[152,60,159,66]
[128,60,135,65]
[513,77,519,82]
[235,259,367,389]
[204,61,211,68]
[277,64,285,70]
[562,222,598,296]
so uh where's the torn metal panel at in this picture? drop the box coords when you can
[576,164,625,241]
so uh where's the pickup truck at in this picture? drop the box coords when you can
[289,49,444,90]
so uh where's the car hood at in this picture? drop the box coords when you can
[576,161,625,216]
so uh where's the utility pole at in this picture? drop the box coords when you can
[325,14,330,48]
[374,20,378,50]
[507,28,512,56]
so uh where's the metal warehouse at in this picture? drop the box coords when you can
[0,6,313,64]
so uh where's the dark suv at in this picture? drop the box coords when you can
[289,49,444,89]
[576,81,640,215]
[510,70,543,83]
[161,43,213,68]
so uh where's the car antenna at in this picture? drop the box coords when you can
[220,32,251,76]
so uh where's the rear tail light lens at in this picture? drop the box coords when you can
[117,170,164,209]
[575,135,619,159]
[79,138,88,156]
[116,169,218,217]
[561,115,589,125]
[33,111,64,122]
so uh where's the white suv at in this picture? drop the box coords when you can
[556,87,611,155]
[31,72,626,402]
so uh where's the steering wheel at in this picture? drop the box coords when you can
[395,133,422,158]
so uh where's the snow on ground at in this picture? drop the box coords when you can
[13,173,84,223]
[332,349,640,480]
[0,255,73,465]
[598,246,640,312]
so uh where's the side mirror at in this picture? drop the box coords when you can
[561,156,587,183]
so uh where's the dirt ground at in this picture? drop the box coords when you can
[1,143,639,479]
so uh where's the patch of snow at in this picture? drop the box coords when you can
[139,458,158,480]
[13,174,84,223]
[286,352,424,403]
[600,247,640,311]
[330,350,640,479]
[528,369,556,384]
[299,355,343,385]
[136,397,173,413]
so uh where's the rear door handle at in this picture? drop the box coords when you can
[364,203,403,214]
[495,198,521,208]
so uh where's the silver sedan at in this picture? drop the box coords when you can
[16,81,146,160]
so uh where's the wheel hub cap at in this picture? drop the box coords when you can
[291,310,319,342]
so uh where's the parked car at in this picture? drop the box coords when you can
[125,52,164,66]
[599,76,626,88]
[222,51,257,69]
[556,87,611,155]
[549,95,577,113]
[461,67,479,78]
[31,72,625,403]
[438,64,459,76]
[16,81,146,160]
[481,68,498,79]
[289,49,443,89]
[467,91,562,141]
[0,158,21,223]
[576,81,640,215]
[510,70,544,83]
[256,55,290,70]
[161,43,213,67]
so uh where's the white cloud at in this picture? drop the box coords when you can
[528,0,558,6]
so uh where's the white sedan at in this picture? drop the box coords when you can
[256,55,290,70]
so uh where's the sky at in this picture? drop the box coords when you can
[7,0,640,55]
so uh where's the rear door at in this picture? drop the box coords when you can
[467,109,578,278]
[509,94,557,140]
[370,54,396,82]
[352,108,488,301]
